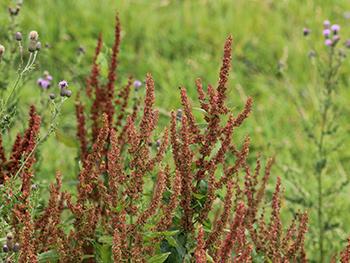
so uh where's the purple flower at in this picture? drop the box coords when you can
[323,29,331,38]
[325,39,333,46]
[40,79,51,89]
[323,20,331,28]
[331,24,340,34]
[133,80,142,89]
[58,80,68,89]
[37,78,51,89]
[303,28,311,36]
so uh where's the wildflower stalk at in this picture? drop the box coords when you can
[0,50,39,129]
[315,44,342,263]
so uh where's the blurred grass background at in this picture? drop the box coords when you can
[2,0,350,260]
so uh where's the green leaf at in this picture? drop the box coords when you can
[147,252,171,263]
[165,236,177,247]
[38,249,59,263]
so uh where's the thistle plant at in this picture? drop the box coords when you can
[286,20,350,261]
[0,2,42,132]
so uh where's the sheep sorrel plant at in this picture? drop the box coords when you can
[0,15,312,262]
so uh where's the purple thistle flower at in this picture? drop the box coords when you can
[58,80,68,89]
[133,80,142,89]
[325,39,333,46]
[331,24,340,34]
[40,79,51,89]
[323,20,331,28]
[323,29,331,38]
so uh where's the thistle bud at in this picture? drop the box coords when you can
[2,244,9,253]
[64,90,72,98]
[36,42,42,51]
[0,45,5,57]
[28,41,37,53]
[49,93,56,100]
[13,243,20,252]
[8,6,20,16]
[6,233,13,250]
[29,31,39,41]
[6,233,13,241]
[15,32,22,41]
[60,88,72,98]
[303,28,311,36]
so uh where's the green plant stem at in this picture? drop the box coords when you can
[316,47,336,263]
[0,51,37,121]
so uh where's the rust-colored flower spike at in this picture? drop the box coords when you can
[106,14,121,125]
[233,97,253,127]
[217,35,233,113]
[180,87,201,142]
[205,179,234,249]
[156,169,182,231]
[284,212,308,261]
[112,229,122,262]
[133,169,167,228]
[115,76,132,129]
[86,33,102,98]
[177,114,195,232]
[195,225,206,263]
[139,73,158,141]
[75,97,88,161]
[268,176,283,258]
[7,106,41,177]
[77,114,109,201]
[340,238,350,263]
[216,202,247,262]
[34,172,66,250]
